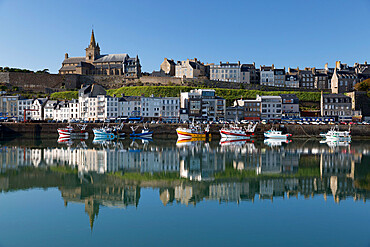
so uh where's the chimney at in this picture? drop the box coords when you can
[288,68,291,73]
[253,62,255,67]
[272,64,274,70]
[325,63,328,70]
[365,61,368,65]
[65,53,69,59]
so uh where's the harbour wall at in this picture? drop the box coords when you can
[0,123,369,139]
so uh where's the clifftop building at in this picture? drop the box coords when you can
[59,30,141,78]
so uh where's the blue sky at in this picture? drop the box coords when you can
[0,0,369,73]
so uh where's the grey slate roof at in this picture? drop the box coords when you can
[62,57,86,64]
[79,84,106,97]
[93,54,128,63]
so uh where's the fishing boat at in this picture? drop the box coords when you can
[57,124,88,138]
[130,125,153,138]
[93,123,125,139]
[176,123,211,140]
[264,128,292,139]
[220,122,257,139]
[320,126,351,141]
[93,126,116,139]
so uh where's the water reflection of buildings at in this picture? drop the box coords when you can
[61,184,140,229]
[0,141,369,212]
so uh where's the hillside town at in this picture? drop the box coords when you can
[0,84,367,124]
[0,30,369,124]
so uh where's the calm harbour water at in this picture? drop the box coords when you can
[0,137,369,247]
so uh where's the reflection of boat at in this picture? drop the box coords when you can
[176,138,206,146]
[131,137,153,144]
[264,128,292,139]
[264,138,292,147]
[92,137,114,145]
[57,124,88,138]
[130,125,153,138]
[320,139,351,148]
[57,137,73,146]
[220,123,257,139]
[320,126,351,141]
[219,138,251,146]
[176,124,210,140]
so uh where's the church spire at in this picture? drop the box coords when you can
[89,29,96,47]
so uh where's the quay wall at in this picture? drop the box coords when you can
[0,123,369,139]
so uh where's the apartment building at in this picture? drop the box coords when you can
[180,89,225,121]
[175,58,205,78]
[30,98,48,121]
[321,93,352,121]
[18,98,33,121]
[104,96,119,120]
[260,65,274,86]
[331,69,358,94]
[118,96,141,118]
[256,95,282,121]
[160,97,180,122]
[285,75,299,88]
[298,69,314,89]
[160,58,176,76]
[210,61,242,82]
[0,95,18,119]
[234,99,261,121]
[273,68,285,87]
[43,100,59,120]
[280,94,300,118]
[241,63,259,84]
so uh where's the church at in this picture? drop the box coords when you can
[59,30,141,78]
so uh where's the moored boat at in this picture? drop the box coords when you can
[130,125,153,138]
[57,124,88,138]
[176,124,210,140]
[220,122,257,139]
[264,128,292,139]
[320,126,351,141]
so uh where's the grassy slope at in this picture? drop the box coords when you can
[50,86,322,103]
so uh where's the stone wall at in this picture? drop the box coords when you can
[0,72,80,93]
[1,122,369,139]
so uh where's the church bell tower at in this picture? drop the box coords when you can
[85,29,100,63]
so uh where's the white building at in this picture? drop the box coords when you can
[118,96,141,118]
[18,98,33,121]
[210,61,241,82]
[78,84,107,121]
[160,97,179,122]
[43,100,58,120]
[30,98,48,120]
[104,96,119,120]
[141,96,161,119]
[256,95,282,121]
[54,100,80,121]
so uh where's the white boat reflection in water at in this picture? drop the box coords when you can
[219,138,252,147]
[264,138,292,147]
[320,139,351,149]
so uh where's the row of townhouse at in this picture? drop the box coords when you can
[1,85,213,122]
[226,92,363,122]
[227,94,300,122]
[159,58,370,93]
